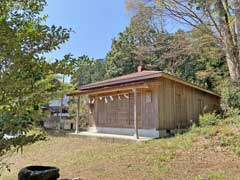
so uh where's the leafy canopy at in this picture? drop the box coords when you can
[0,0,71,165]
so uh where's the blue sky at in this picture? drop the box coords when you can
[44,0,130,60]
[44,0,185,61]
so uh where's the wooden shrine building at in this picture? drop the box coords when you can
[68,69,220,139]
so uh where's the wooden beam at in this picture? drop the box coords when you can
[133,88,139,139]
[75,96,80,134]
[67,83,149,96]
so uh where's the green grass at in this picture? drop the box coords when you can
[207,171,226,180]
[192,171,227,180]
[188,113,240,157]
[212,114,240,155]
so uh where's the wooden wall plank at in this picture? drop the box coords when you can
[157,78,220,130]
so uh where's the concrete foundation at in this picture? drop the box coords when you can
[70,131,153,142]
[88,127,160,138]
[87,127,187,138]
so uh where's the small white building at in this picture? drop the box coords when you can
[41,96,76,130]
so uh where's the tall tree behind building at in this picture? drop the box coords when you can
[71,55,106,86]
[126,0,240,82]
[106,5,225,90]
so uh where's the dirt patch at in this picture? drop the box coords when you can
[160,137,240,180]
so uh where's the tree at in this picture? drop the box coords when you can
[53,54,75,129]
[187,26,228,89]
[105,28,139,77]
[0,0,71,167]
[106,7,226,90]
[150,30,191,74]
[107,3,197,78]
[71,55,106,86]
[126,0,240,82]
[106,7,160,77]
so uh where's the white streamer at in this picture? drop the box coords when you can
[104,97,108,103]
[110,96,114,101]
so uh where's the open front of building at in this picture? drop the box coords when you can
[87,84,160,138]
[68,71,220,139]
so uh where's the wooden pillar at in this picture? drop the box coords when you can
[75,96,80,134]
[133,88,139,139]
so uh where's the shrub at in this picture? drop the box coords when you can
[192,176,203,180]
[224,108,240,118]
[207,171,226,180]
[199,113,220,127]
[220,80,240,111]
[192,171,226,180]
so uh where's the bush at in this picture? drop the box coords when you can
[220,80,240,110]
[219,108,240,126]
[224,108,240,118]
[199,113,220,127]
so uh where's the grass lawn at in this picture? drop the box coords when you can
[1,116,240,180]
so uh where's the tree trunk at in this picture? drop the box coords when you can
[225,48,240,81]
[215,0,240,81]
[234,0,240,36]
[233,0,240,81]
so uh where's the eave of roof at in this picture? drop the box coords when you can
[67,81,148,96]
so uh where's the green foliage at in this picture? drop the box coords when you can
[192,176,203,180]
[223,108,240,122]
[128,0,240,82]
[192,171,226,180]
[180,27,227,90]
[71,55,106,86]
[0,0,71,167]
[206,171,226,180]
[105,28,140,77]
[219,80,240,110]
[199,113,220,127]
[54,54,76,76]
[189,110,240,156]
[106,10,225,92]
[67,97,88,128]
[220,135,240,155]
[105,5,163,78]
[218,111,240,155]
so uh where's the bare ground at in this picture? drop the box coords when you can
[161,137,240,180]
